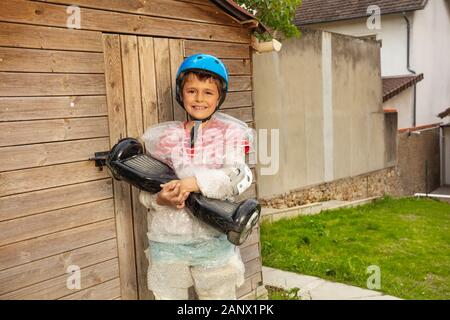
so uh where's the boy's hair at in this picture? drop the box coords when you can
[180,70,225,98]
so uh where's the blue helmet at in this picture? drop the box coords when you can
[175,53,229,112]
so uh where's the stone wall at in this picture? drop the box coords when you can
[260,127,440,209]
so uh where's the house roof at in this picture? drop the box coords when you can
[383,73,424,102]
[438,107,450,119]
[210,0,267,34]
[295,0,428,26]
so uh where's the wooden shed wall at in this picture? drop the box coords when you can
[0,0,261,300]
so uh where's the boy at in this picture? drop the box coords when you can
[139,54,254,300]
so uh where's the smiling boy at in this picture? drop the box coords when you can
[139,54,254,300]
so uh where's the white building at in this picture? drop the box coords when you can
[296,0,450,129]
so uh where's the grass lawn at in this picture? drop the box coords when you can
[261,196,450,300]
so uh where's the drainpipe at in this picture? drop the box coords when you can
[403,13,417,127]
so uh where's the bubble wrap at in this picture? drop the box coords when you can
[147,246,245,299]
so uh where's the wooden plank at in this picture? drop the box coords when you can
[0,117,109,147]
[0,72,106,96]
[0,238,117,295]
[110,174,138,300]
[121,35,143,139]
[0,219,116,271]
[0,96,107,121]
[185,40,251,59]
[0,258,119,300]
[130,185,151,300]
[169,39,187,122]
[251,272,262,290]
[0,0,249,44]
[222,91,252,108]
[221,107,253,123]
[236,276,252,297]
[102,33,138,300]
[0,179,113,222]
[177,0,214,7]
[229,76,252,92]
[0,138,110,172]
[244,257,262,279]
[103,34,126,144]
[0,47,104,73]
[240,242,259,263]
[240,226,259,249]
[137,36,159,300]
[237,272,262,298]
[0,22,103,52]
[121,34,150,301]
[138,37,159,129]
[35,0,238,26]
[235,182,256,201]
[60,277,121,300]
[0,161,109,197]
[0,199,114,246]
[224,59,252,75]
[154,38,173,122]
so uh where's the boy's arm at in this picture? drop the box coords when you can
[193,163,253,201]
[193,129,254,201]
[139,191,167,211]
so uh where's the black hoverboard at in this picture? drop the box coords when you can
[95,138,260,246]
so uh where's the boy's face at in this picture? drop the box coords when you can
[182,73,220,120]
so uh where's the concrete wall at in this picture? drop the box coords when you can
[305,0,450,127]
[383,87,415,129]
[261,126,441,209]
[412,0,450,126]
[397,127,441,194]
[384,112,398,167]
[311,14,409,77]
[253,30,386,198]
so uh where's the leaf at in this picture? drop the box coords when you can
[235,0,303,40]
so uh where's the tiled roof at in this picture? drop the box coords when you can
[383,73,424,102]
[211,0,267,33]
[295,0,428,26]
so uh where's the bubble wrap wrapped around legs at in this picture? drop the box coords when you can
[139,112,255,299]
[146,244,245,300]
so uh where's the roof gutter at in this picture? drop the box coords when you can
[209,0,267,34]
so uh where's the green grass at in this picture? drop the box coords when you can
[261,196,450,300]
[267,286,301,300]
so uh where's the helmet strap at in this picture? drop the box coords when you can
[188,101,220,148]
[189,120,202,149]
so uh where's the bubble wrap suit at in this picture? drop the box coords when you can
[138,112,255,300]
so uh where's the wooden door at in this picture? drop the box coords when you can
[102,34,262,299]
[103,34,185,299]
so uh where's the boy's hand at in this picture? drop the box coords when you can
[157,180,190,209]
[179,177,200,194]
[158,177,199,209]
